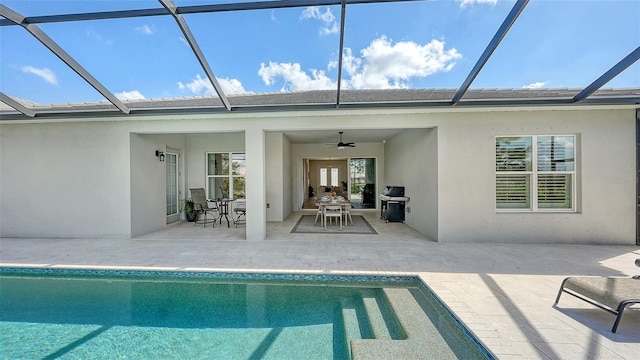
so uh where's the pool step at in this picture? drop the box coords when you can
[341,290,411,358]
[350,288,466,360]
[360,290,392,340]
[339,296,367,345]
[360,289,405,340]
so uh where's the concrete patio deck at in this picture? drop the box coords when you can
[1,211,639,359]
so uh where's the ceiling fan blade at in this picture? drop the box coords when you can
[334,132,356,148]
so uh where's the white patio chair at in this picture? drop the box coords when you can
[324,205,342,229]
[342,201,353,225]
[314,200,324,226]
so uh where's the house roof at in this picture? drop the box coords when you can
[1,87,639,120]
[1,0,638,120]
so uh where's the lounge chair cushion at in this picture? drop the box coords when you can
[563,277,640,311]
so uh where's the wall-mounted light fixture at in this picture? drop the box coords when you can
[155,150,165,162]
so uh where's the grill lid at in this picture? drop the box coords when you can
[382,186,405,197]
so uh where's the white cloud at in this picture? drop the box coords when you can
[115,90,145,100]
[135,24,154,35]
[86,29,113,45]
[258,36,461,91]
[344,36,462,89]
[178,74,248,95]
[458,0,498,8]
[178,74,210,94]
[300,6,339,35]
[343,48,362,75]
[523,81,547,89]
[21,66,58,85]
[219,77,248,95]
[258,62,335,92]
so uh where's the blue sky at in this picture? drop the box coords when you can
[1,0,638,105]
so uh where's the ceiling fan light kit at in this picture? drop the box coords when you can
[336,131,355,149]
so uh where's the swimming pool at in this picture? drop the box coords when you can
[0,268,494,359]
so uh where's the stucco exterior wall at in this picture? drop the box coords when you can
[435,109,635,244]
[0,106,636,244]
[1,121,132,238]
[130,133,188,238]
[265,132,284,221]
[282,134,293,220]
[385,128,438,241]
[264,132,294,222]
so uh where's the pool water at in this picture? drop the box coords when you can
[0,269,492,359]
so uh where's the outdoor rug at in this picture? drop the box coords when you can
[290,215,377,234]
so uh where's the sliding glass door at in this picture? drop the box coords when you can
[165,152,179,223]
[350,158,376,209]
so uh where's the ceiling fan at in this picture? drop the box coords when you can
[334,131,355,149]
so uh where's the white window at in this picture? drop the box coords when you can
[331,168,339,187]
[496,135,575,211]
[206,153,246,199]
[319,168,328,187]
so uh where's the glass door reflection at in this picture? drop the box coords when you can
[350,158,376,209]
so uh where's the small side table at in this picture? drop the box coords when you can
[215,198,233,227]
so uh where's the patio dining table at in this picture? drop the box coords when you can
[315,197,351,227]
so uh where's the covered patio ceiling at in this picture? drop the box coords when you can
[283,128,404,145]
[0,0,638,119]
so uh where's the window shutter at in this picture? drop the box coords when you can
[496,137,532,171]
[537,136,574,171]
[496,135,575,211]
[538,174,572,209]
[320,168,328,187]
[496,174,530,209]
[331,168,339,187]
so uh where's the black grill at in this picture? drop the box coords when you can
[381,186,404,197]
[380,186,407,223]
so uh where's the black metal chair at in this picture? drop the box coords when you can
[233,199,246,227]
[189,188,218,227]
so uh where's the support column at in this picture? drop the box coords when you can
[636,108,640,245]
[245,128,266,241]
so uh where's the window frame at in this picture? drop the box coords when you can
[495,135,576,213]
[206,152,246,200]
[319,168,328,187]
[165,151,179,217]
[331,168,339,187]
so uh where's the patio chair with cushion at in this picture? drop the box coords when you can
[189,188,219,227]
[553,258,640,333]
